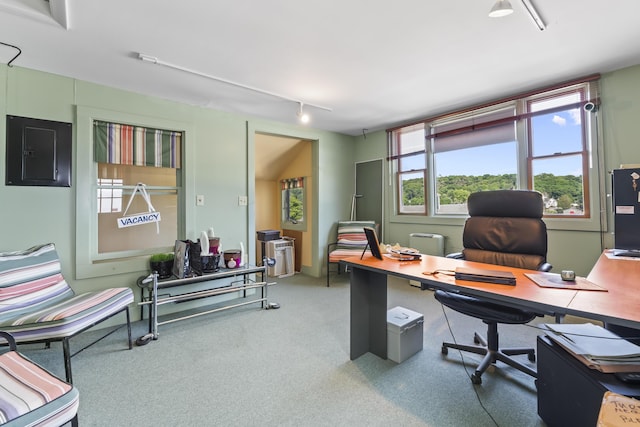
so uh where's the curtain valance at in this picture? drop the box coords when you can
[94,120,181,168]
[281,177,304,189]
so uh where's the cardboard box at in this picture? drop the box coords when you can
[387,306,424,363]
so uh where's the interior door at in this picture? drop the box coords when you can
[355,159,383,236]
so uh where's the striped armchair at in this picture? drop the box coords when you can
[0,331,79,426]
[326,220,375,286]
[0,243,133,383]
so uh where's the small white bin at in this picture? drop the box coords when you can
[387,306,424,363]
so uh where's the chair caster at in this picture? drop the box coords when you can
[528,352,536,362]
[471,372,483,385]
[135,334,154,346]
[441,345,448,355]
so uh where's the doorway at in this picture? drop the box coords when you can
[254,133,312,273]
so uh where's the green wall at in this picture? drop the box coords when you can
[0,64,354,318]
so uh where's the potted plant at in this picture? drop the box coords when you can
[149,253,174,279]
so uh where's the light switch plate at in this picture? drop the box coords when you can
[196,195,205,206]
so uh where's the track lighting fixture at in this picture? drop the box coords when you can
[488,0,513,18]
[137,53,331,124]
[488,0,546,31]
[297,103,310,124]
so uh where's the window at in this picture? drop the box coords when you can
[281,177,305,229]
[431,105,517,214]
[93,121,182,256]
[392,124,427,214]
[389,78,599,219]
[75,106,191,279]
[96,163,178,254]
[527,90,589,216]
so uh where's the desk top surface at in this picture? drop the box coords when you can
[572,250,640,327]
[342,251,640,328]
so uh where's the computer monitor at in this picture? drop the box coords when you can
[362,226,383,260]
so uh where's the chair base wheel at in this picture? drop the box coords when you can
[471,372,483,384]
[441,345,448,355]
[528,353,536,362]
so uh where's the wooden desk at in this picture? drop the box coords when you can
[568,250,640,329]
[343,254,578,360]
[343,251,640,360]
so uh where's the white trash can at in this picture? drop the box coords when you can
[387,306,424,363]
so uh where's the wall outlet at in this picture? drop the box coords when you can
[238,196,248,206]
[196,195,205,206]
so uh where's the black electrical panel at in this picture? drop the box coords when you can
[6,115,72,187]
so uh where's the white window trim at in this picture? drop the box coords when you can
[75,106,195,279]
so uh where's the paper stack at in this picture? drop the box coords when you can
[543,322,640,373]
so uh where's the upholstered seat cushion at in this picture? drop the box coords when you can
[0,288,133,342]
[434,290,536,325]
[0,351,79,426]
[0,243,133,343]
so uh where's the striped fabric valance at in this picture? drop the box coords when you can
[281,177,304,189]
[94,120,181,168]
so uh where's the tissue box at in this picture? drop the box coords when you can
[387,306,424,363]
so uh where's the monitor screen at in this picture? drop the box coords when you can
[363,226,383,260]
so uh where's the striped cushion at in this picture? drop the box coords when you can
[0,243,133,342]
[329,221,375,262]
[335,221,375,250]
[0,351,79,426]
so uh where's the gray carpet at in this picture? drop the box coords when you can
[18,274,553,426]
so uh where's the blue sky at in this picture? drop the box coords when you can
[434,108,584,177]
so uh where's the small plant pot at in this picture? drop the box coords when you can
[150,259,174,279]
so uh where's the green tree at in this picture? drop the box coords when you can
[558,194,573,210]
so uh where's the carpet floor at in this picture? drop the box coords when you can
[16,273,556,426]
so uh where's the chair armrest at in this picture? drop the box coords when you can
[446,252,464,260]
[0,331,17,350]
[327,242,338,252]
[538,262,553,272]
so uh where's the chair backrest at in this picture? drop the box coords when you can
[0,243,75,322]
[461,190,548,270]
[334,220,375,250]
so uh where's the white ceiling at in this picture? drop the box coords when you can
[1,0,640,136]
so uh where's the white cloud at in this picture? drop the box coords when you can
[568,108,582,125]
[552,115,566,126]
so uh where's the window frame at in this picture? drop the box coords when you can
[391,123,427,215]
[387,77,603,232]
[524,88,591,218]
[280,177,307,232]
[75,106,194,279]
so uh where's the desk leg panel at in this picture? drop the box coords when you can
[350,267,387,360]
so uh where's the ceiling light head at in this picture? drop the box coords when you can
[297,103,310,124]
[488,0,513,18]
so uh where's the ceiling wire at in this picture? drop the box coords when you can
[1,41,21,67]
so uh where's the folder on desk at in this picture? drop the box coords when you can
[543,323,640,373]
[454,267,516,285]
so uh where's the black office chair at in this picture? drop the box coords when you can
[435,190,551,384]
